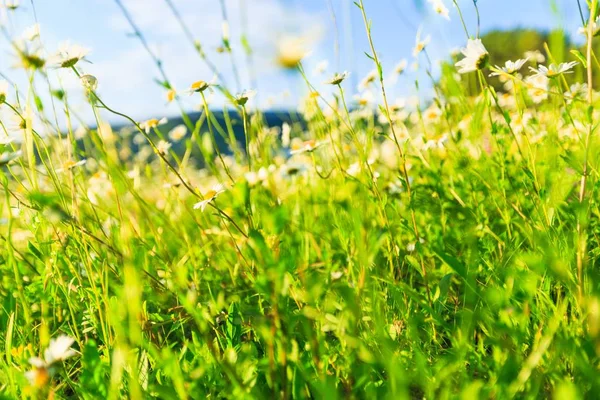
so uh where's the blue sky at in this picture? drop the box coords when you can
[0,0,587,125]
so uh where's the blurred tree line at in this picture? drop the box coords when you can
[457,28,595,95]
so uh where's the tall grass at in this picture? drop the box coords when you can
[0,0,600,398]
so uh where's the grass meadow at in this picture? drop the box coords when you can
[1,0,600,398]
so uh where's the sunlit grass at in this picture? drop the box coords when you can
[0,0,600,398]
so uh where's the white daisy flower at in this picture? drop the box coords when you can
[234,89,256,106]
[0,150,22,166]
[22,24,41,41]
[313,60,329,76]
[50,42,90,68]
[412,31,431,57]
[290,139,327,155]
[0,80,8,103]
[44,335,77,364]
[139,117,168,134]
[55,159,87,173]
[428,0,450,20]
[525,74,549,104]
[529,62,578,78]
[193,184,226,212]
[578,17,600,37]
[524,50,545,64]
[156,140,172,155]
[455,39,489,74]
[80,74,98,91]
[359,69,378,91]
[489,58,528,77]
[394,59,408,75]
[168,125,187,142]
[325,71,349,85]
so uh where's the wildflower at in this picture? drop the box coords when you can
[313,60,328,75]
[280,163,308,177]
[0,150,22,166]
[25,359,50,388]
[455,39,489,74]
[245,167,269,187]
[489,58,528,77]
[166,89,176,103]
[412,31,431,57]
[51,42,89,68]
[0,80,8,103]
[578,17,600,37]
[234,90,256,106]
[80,74,98,91]
[168,124,187,141]
[22,24,41,41]
[3,1,20,10]
[189,80,211,93]
[44,335,77,364]
[193,184,226,211]
[56,159,86,173]
[529,62,578,78]
[354,90,375,107]
[290,139,326,155]
[428,0,450,20]
[525,74,549,104]
[394,59,408,75]
[25,335,77,388]
[359,69,378,91]
[276,35,310,69]
[16,48,45,70]
[330,271,344,280]
[325,71,349,85]
[139,117,167,134]
[564,82,588,103]
[156,140,172,155]
[524,50,545,64]
[281,122,291,148]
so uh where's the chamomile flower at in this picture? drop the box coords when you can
[290,139,327,155]
[234,90,256,106]
[22,24,41,41]
[0,80,8,103]
[189,80,212,94]
[168,125,187,142]
[193,184,226,212]
[80,74,98,91]
[140,117,167,134]
[3,1,20,10]
[156,140,172,155]
[489,58,528,77]
[455,39,489,74]
[529,62,578,78]
[428,0,450,20]
[44,335,77,364]
[524,50,545,64]
[55,159,87,173]
[326,71,349,85]
[359,69,378,91]
[412,31,431,57]
[276,35,310,69]
[166,89,177,103]
[281,122,292,148]
[354,90,375,107]
[578,16,600,37]
[313,60,329,76]
[525,74,549,104]
[394,59,408,75]
[0,150,22,166]
[51,42,90,68]
[25,359,50,388]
